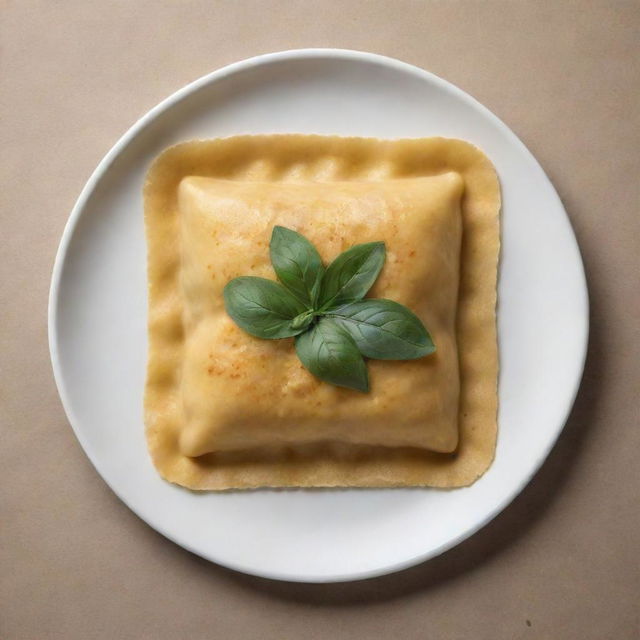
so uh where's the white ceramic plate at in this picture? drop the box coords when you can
[49,49,588,583]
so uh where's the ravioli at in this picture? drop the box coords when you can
[144,135,500,490]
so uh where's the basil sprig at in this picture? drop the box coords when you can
[223,226,435,392]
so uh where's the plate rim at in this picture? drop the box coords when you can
[48,48,589,582]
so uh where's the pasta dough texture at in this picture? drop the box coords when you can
[144,135,500,490]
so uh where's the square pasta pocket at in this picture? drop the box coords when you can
[144,135,500,490]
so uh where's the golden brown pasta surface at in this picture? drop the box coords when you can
[144,135,500,490]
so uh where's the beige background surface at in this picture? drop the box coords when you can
[1,1,639,638]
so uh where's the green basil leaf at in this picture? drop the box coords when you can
[327,299,435,360]
[270,226,325,306]
[295,318,369,392]
[223,276,307,339]
[318,242,385,310]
